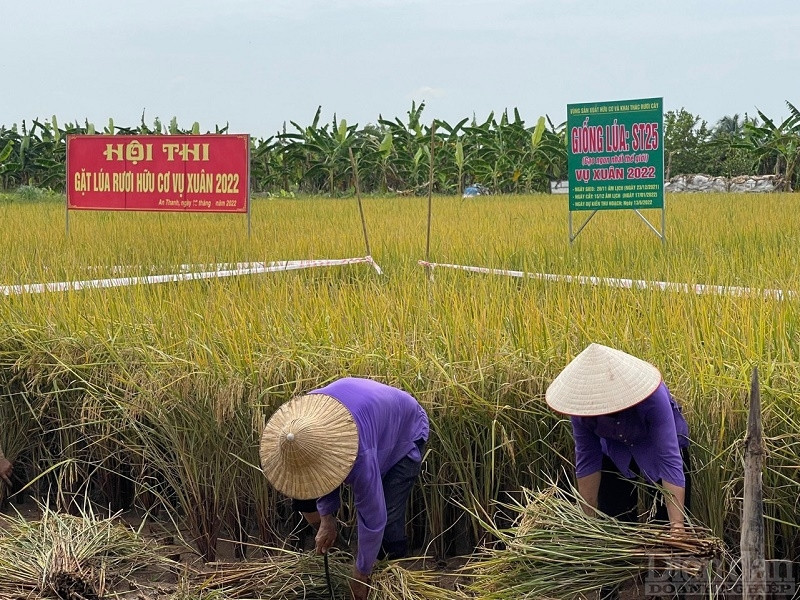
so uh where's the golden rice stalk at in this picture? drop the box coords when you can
[192,550,469,600]
[368,562,469,600]
[0,503,168,599]
[461,486,726,600]
[191,549,351,599]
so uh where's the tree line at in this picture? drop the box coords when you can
[1,101,798,195]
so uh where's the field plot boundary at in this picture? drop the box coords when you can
[418,260,797,300]
[1,256,382,296]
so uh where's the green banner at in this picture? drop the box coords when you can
[567,97,664,211]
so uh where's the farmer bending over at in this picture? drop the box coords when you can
[260,377,429,600]
[546,343,691,599]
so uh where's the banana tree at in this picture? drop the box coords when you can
[434,117,469,195]
[739,102,800,191]
[310,115,358,195]
[378,101,432,193]
[0,130,18,190]
[358,128,396,193]
[526,115,567,191]
[466,110,530,193]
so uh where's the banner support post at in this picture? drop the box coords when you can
[247,136,252,239]
[569,210,598,244]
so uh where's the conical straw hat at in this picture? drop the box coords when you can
[260,394,358,500]
[545,343,662,416]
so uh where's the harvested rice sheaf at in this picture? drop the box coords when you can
[462,486,726,600]
[0,505,167,600]
[191,550,351,599]
[193,550,467,600]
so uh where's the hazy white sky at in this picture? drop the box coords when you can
[3,0,799,139]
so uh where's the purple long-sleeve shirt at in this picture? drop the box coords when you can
[571,382,689,487]
[312,378,429,575]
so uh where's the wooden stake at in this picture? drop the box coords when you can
[741,366,766,600]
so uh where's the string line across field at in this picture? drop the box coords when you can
[1,256,382,296]
[417,260,798,300]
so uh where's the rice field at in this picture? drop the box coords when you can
[1,190,799,574]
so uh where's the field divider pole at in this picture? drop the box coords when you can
[349,147,372,258]
[424,122,436,282]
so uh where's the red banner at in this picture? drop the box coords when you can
[67,134,249,212]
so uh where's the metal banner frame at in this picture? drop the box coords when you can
[567,97,666,244]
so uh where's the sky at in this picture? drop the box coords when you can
[3,0,800,139]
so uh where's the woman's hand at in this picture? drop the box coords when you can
[314,513,337,554]
[662,481,686,531]
[576,472,601,517]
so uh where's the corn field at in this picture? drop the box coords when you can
[3,100,799,196]
[0,191,799,568]
[0,105,566,196]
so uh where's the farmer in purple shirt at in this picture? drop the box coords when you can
[546,343,690,529]
[546,344,691,600]
[260,377,429,600]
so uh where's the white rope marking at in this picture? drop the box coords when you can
[417,260,796,301]
[2,256,382,296]
[72,262,362,274]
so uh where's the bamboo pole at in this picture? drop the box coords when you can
[424,123,436,281]
[348,147,372,257]
[741,366,766,600]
